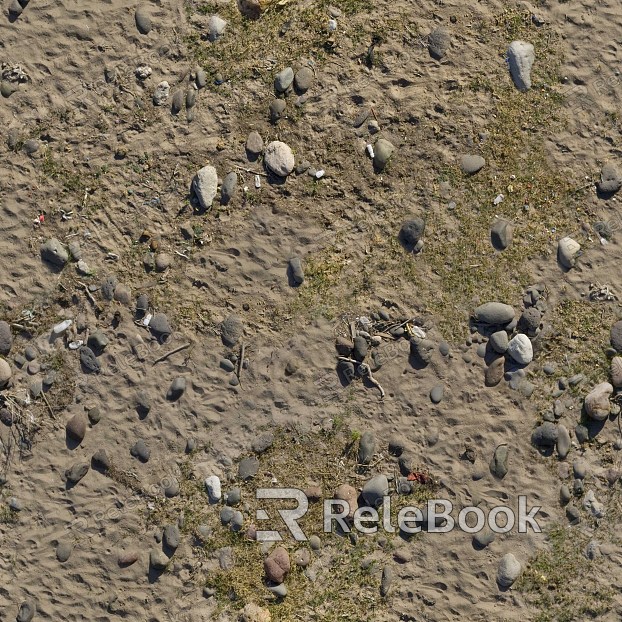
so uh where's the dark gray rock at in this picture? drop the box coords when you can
[171,90,183,115]
[92,449,111,472]
[531,422,558,447]
[274,67,294,92]
[337,359,355,384]
[490,330,509,354]
[238,456,259,480]
[611,321,622,352]
[269,99,286,122]
[65,462,89,484]
[490,444,508,479]
[428,27,451,59]
[491,219,513,250]
[289,257,304,285]
[136,390,151,417]
[166,377,186,401]
[40,238,69,267]
[131,439,150,462]
[358,431,375,464]
[410,337,434,365]
[294,67,314,92]
[518,308,541,336]
[597,163,622,195]
[246,131,263,157]
[473,302,515,325]
[398,219,425,249]
[16,601,36,622]
[135,6,152,34]
[79,347,100,373]
[221,172,237,204]
[149,313,172,340]
[225,488,242,506]
[473,530,495,548]
[0,321,12,355]
[575,424,589,444]
[252,432,274,454]
[362,474,389,508]
[353,336,368,362]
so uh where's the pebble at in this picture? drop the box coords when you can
[611,357,622,388]
[220,358,235,372]
[294,67,314,92]
[507,40,535,91]
[155,253,172,272]
[491,218,513,250]
[225,487,241,506]
[130,439,151,462]
[430,385,444,404]
[164,524,180,549]
[597,163,622,195]
[267,583,287,597]
[66,414,87,443]
[358,431,375,464]
[269,99,286,122]
[473,302,514,325]
[88,330,108,352]
[193,165,218,209]
[264,546,290,583]
[246,131,264,157]
[575,424,589,444]
[149,313,172,340]
[274,67,294,92]
[461,154,485,174]
[0,321,12,355]
[373,138,395,171]
[490,331,509,354]
[205,475,222,503]
[221,172,237,204]
[497,553,521,588]
[170,90,183,115]
[289,257,304,285]
[56,541,74,562]
[167,377,186,401]
[557,425,571,459]
[135,6,152,34]
[101,276,118,300]
[0,358,12,387]
[23,139,39,155]
[150,549,169,570]
[380,565,393,596]
[428,27,451,60]
[164,479,180,498]
[153,81,170,106]
[208,14,227,41]
[16,602,36,622]
[230,510,244,532]
[252,432,274,454]
[65,462,89,484]
[490,444,508,479]
[485,357,504,386]
[8,497,22,512]
[584,382,612,420]
[566,505,580,524]
[507,334,533,365]
[238,456,259,480]
[118,550,139,567]
[531,422,558,447]
[398,219,425,249]
[264,141,295,177]
[473,530,495,548]
[196,68,207,89]
[79,346,100,373]
[557,236,580,269]
[40,238,69,267]
[221,314,243,346]
[611,320,622,352]
[439,341,450,356]
[362,474,389,508]
[353,336,368,362]
[92,449,111,472]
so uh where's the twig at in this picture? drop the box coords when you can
[230,163,268,177]
[174,250,189,259]
[237,342,245,386]
[77,281,97,308]
[41,392,55,419]
[152,343,191,365]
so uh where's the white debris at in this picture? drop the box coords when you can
[52,319,73,336]
[366,144,375,158]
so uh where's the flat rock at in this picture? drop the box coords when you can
[358,431,375,464]
[507,40,535,91]
[264,141,295,177]
[79,346,100,373]
[238,456,259,480]
[398,219,425,249]
[221,172,237,204]
[41,238,69,267]
[149,313,172,339]
[473,302,515,325]
[16,601,36,622]
[208,14,227,41]
[246,131,264,157]
[461,154,485,174]
[428,27,451,60]
[65,462,89,484]
[193,165,218,210]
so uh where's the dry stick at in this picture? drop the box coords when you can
[230,163,268,177]
[337,357,385,399]
[237,342,245,385]
[77,281,97,308]
[152,343,191,365]
[41,391,55,419]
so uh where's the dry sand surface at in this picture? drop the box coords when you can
[2,0,622,620]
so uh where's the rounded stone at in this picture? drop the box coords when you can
[507,334,533,365]
[274,67,294,93]
[373,138,395,171]
[294,67,314,92]
[0,358,11,388]
[461,154,485,174]
[497,553,521,588]
[135,6,152,34]
[584,382,613,421]
[473,302,515,325]
[264,141,295,177]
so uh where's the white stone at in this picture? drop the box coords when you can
[264,141,295,177]
[584,382,612,421]
[507,40,535,91]
[557,236,580,269]
[153,81,170,106]
[208,15,227,41]
[507,334,533,365]
[52,319,73,336]
[205,475,222,503]
[497,553,521,588]
[193,166,218,210]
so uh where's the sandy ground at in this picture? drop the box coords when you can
[2,0,622,620]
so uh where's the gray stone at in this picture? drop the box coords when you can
[66,414,87,443]
[558,236,580,269]
[23,140,39,155]
[485,357,504,386]
[56,541,74,562]
[149,313,172,339]
[461,154,485,174]
[497,553,521,588]
[131,439,150,462]
[153,81,170,106]
[87,330,108,352]
[274,67,294,92]
[164,479,180,498]
[208,14,227,41]
[566,505,580,524]
[507,40,535,91]
[380,565,393,596]
[518,308,541,336]
[79,347,100,373]
[428,27,451,60]
[611,321,622,352]
[264,141,295,177]
[490,331,509,354]
[221,172,237,204]
[531,422,558,447]
[560,484,571,505]
[252,432,274,454]
[491,219,513,250]
[473,302,515,325]
[92,449,111,471]
[289,257,304,285]
[269,99,286,122]
[611,356,622,388]
[575,424,588,444]
[65,462,89,484]
[557,425,570,459]
[410,337,434,365]
[230,510,244,532]
[101,275,117,300]
[0,321,12,355]
[220,358,235,372]
[164,524,180,549]
[171,90,183,115]
[225,488,241,506]
[362,474,389,508]
[584,382,612,420]
[167,377,186,401]
[16,601,36,622]
[358,431,375,464]
[398,219,425,249]
[473,530,495,548]
[573,458,588,479]
[135,6,152,34]
[597,163,622,195]
[353,336,368,362]
[150,549,169,570]
[569,373,585,387]
[239,456,259,480]
[196,68,207,89]
[41,238,69,267]
[193,165,218,210]
[430,385,444,404]
[221,314,243,347]
[246,131,264,157]
[294,67,314,92]
[373,138,395,171]
[490,444,508,479]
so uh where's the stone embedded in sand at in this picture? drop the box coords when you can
[264,546,290,583]
[41,238,69,267]
[490,444,509,479]
[65,462,89,484]
[166,377,186,401]
[0,358,11,388]
[507,40,535,91]
[358,431,375,464]
[518,308,541,337]
[473,302,515,325]
[92,449,111,472]
[193,165,218,210]
[274,67,294,93]
[610,321,622,352]
[294,67,314,92]
[362,474,389,508]
[597,163,622,195]
[118,550,139,567]
[428,27,451,60]
[208,14,227,41]
[373,138,395,171]
[130,439,150,462]
[507,334,533,365]
[171,90,183,115]
[497,553,521,588]
[531,422,558,447]
[557,236,581,269]
[238,456,259,480]
[80,346,100,373]
[221,314,243,347]
[150,549,169,570]
[66,413,87,443]
[153,81,170,106]
[491,218,513,250]
[557,425,571,459]
[490,331,509,354]
[461,154,485,174]
[221,172,238,204]
[149,313,172,340]
[164,524,180,549]
[353,336,368,362]
[264,141,295,177]
[584,382,613,420]
[288,257,304,285]
[135,6,152,34]
[398,218,425,249]
[334,484,358,519]
[56,541,74,562]
[16,601,36,622]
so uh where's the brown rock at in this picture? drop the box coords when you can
[66,413,87,443]
[611,357,622,389]
[304,485,322,502]
[584,382,613,420]
[239,603,271,622]
[485,357,504,387]
[263,546,290,584]
[118,550,139,567]
[335,337,353,356]
[334,483,358,520]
